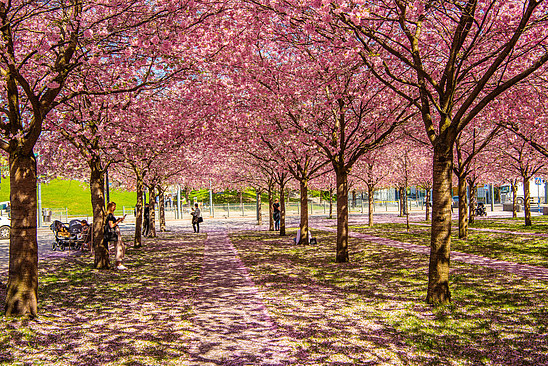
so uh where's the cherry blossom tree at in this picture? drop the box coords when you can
[453,125,501,238]
[350,150,392,227]
[330,0,548,303]
[0,0,185,316]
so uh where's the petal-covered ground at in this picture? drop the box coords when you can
[0,231,205,365]
[1,216,547,365]
[230,228,548,365]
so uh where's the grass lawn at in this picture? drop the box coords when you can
[350,221,548,268]
[467,215,548,234]
[231,229,548,365]
[0,178,137,216]
[0,231,205,365]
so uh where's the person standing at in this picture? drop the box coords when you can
[273,198,281,231]
[105,202,127,270]
[191,203,202,233]
[142,203,150,236]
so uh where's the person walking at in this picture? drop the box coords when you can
[191,203,202,233]
[273,198,281,231]
[105,202,127,270]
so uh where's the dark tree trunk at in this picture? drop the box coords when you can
[335,169,349,263]
[159,187,166,232]
[299,179,309,245]
[89,158,109,269]
[134,179,144,248]
[256,188,263,226]
[425,189,431,222]
[511,181,518,218]
[149,185,156,237]
[328,186,334,219]
[523,176,532,226]
[5,151,38,317]
[468,183,477,225]
[399,187,405,217]
[426,144,453,305]
[367,186,374,228]
[457,176,468,239]
[280,185,286,236]
[268,186,274,231]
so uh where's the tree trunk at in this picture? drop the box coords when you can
[457,176,468,239]
[134,179,144,248]
[268,186,274,231]
[405,189,409,231]
[523,176,531,226]
[352,190,356,208]
[5,151,38,317]
[329,186,333,219]
[335,169,349,263]
[468,183,477,225]
[159,188,166,232]
[511,181,518,218]
[280,184,286,236]
[299,179,309,245]
[367,186,374,228]
[256,188,263,225]
[425,189,431,221]
[89,158,109,269]
[149,184,157,237]
[426,144,453,305]
[399,187,405,217]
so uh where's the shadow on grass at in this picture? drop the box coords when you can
[0,231,205,365]
[231,229,548,365]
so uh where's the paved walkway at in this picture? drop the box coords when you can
[188,225,293,365]
[411,221,548,237]
[314,224,548,282]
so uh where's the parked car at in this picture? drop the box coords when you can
[0,215,10,239]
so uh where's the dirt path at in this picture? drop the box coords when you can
[188,226,293,365]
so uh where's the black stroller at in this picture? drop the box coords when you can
[475,202,487,217]
[50,219,91,251]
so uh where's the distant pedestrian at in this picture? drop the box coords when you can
[142,203,150,236]
[191,203,202,233]
[105,202,127,270]
[273,198,280,231]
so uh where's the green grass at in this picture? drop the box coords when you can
[0,178,300,216]
[351,221,548,267]
[467,215,548,234]
[0,178,137,216]
[231,229,548,365]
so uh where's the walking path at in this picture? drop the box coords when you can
[188,225,293,365]
[314,224,548,281]
[411,221,548,237]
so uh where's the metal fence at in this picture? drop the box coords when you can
[35,198,429,227]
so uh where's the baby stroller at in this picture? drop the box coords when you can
[475,202,487,217]
[50,219,90,251]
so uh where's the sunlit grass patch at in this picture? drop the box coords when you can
[351,222,548,267]
[231,229,548,365]
[0,231,205,364]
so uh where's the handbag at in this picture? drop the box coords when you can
[198,216,203,223]
[104,223,118,242]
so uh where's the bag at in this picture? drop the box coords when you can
[273,211,280,221]
[104,223,118,242]
[198,217,203,223]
